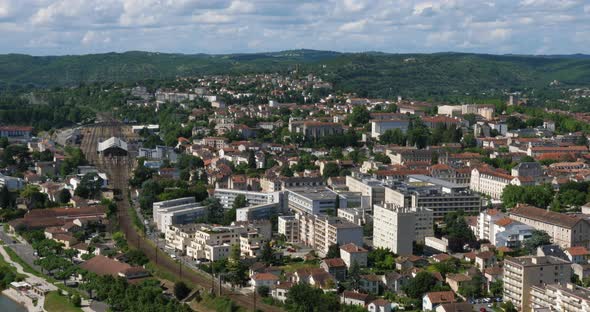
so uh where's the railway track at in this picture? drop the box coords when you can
[80,122,280,312]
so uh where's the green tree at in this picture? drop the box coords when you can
[459,274,484,298]
[373,153,391,164]
[260,241,274,265]
[173,281,191,300]
[325,243,340,259]
[523,230,551,253]
[71,294,81,307]
[322,163,340,178]
[57,189,72,204]
[20,185,48,209]
[402,271,437,299]
[232,194,248,209]
[285,282,323,312]
[257,285,270,297]
[347,106,371,127]
[75,172,103,199]
[379,128,405,145]
[489,278,503,297]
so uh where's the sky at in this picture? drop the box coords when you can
[0,0,589,56]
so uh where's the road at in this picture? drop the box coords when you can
[80,119,281,312]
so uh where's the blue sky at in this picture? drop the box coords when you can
[0,0,589,55]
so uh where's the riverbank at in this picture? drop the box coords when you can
[2,288,41,312]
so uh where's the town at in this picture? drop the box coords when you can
[1,70,590,312]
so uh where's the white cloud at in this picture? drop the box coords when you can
[0,0,586,55]
[338,19,367,32]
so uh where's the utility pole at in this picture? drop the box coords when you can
[253,288,257,312]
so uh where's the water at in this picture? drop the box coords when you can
[0,294,27,312]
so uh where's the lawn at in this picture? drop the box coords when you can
[43,291,83,312]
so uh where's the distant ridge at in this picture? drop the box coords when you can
[1,49,590,97]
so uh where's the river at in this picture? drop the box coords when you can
[0,294,27,312]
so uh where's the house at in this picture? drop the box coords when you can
[395,255,427,271]
[340,290,370,307]
[360,274,382,294]
[422,291,455,311]
[382,271,409,292]
[475,251,496,270]
[340,243,368,268]
[320,258,347,281]
[271,282,293,303]
[367,299,393,312]
[565,246,590,264]
[434,302,474,312]
[250,272,279,289]
[445,273,472,293]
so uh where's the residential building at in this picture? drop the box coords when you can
[138,145,178,162]
[509,205,590,248]
[385,175,481,221]
[235,203,280,222]
[165,224,201,254]
[373,204,434,255]
[476,209,534,248]
[423,291,455,311]
[289,120,343,139]
[345,175,386,207]
[320,258,347,281]
[370,119,410,138]
[503,256,571,311]
[278,215,299,243]
[530,282,590,312]
[286,187,339,215]
[471,166,534,199]
[152,197,206,231]
[312,215,363,257]
[214,188,280,209]
[340,243,368,268]
[186,224,247,261]
[0,173,25,191]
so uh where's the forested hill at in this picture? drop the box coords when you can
[1,49,590,97]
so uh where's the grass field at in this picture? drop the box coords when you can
[43,291,83,312]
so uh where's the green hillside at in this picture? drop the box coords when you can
[1,50,590,98]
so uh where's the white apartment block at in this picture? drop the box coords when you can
[476,209,534,248]
[503,256,571,311]
[313,215,363,257]
[235,203,279,222]
[370,119,409,138]
[278,215,299,243]
[531,283,590,312]
[373,204,434,255]
[286,187,339,215]
[345,175,385,207]
[186,225,247,262]
[152,197,207,231]
[165,224,201,254]
[213,188,280,209]
[337,208,365,226]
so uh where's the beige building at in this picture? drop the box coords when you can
[509,205,590,249]
[530,282,590,312]
[373,203,434,255]
[503,256,571,311]
[185,224,247,261]
[165,224,201,254]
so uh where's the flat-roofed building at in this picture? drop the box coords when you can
[286,187,339,215]
[345,175,385,207]
[385,175,481,221]
[214,188,280,209]
[531,282,590,312]
[373,203,434,255]
[503,256,571,311]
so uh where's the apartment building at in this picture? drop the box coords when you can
[345,175,385,207]
[186,225,247,262]
[235,203,279,222]
[373,203,434,255]
[370,119,410,138]
[385,175,481,221]
[286,187,339,215]
[213,188,280,209]
[278,215,299,243]
[312,215,363,257]
[240,231,267,258]
[509,205,590,249]
[530,282,590,312]
[138,145,178,163]
[152,197,207,231]
[470,166,534,199]
[165,224,201,254]
[476,209,534,248]
[503,256,571,311]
